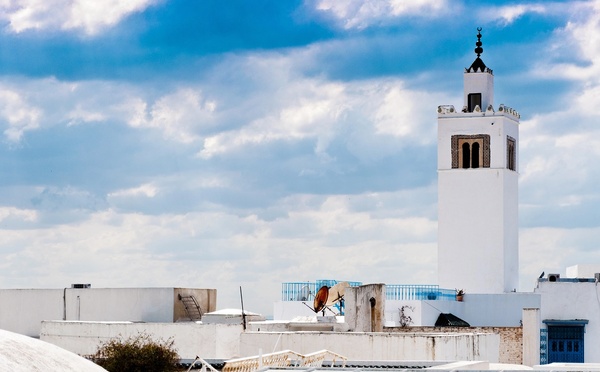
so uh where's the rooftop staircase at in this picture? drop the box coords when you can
[178,294,203,321]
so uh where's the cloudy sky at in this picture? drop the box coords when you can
[0,0,599,315]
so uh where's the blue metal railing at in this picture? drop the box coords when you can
[385,285,456,301]
[281,280,362,301]
[282,282,456,301]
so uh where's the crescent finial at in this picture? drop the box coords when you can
[474,27,483,57]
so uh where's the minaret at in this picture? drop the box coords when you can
[437,29,520,294]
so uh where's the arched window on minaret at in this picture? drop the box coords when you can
[452,135,491,169]
[462,142,471,168]
[472,142,480,168]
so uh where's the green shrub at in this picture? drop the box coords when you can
[92,332,179,372]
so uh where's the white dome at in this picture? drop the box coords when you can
[0,329,106,371]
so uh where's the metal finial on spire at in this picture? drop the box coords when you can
[466,27,490,73]
[474,27,483,57]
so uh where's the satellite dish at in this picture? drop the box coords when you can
[296,285,311,301]
[313,286,329,313]
[326,281,349,306]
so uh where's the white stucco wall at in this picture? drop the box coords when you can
[239,331,500,362]
[40,321,242,359]
[437,112,519,294]
[463,70,494,110]
[385,300,462,327]
[273,301,317,321]
[65,288,175,323]
[41,321,501,362]
[522,308,541,366]
[345,284,385,332]
[535,281,600,363]
[0,289,64,337]
[565,265,600,278]
[437,114,519,171]
[386,293,540,327]
[458,293,539,327]
[0,287,213,337]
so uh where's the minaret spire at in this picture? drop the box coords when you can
[467,27,489,73]
[475,27,483,57]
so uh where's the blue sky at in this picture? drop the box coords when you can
[0,0,598,315]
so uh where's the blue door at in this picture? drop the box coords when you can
[548,325,584,363]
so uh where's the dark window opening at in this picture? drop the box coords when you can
[468,93,482,112]
[507,137,516,171]
[471,142,480,168]
[461,143,470,169]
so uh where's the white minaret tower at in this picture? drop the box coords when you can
[437,29,520,294]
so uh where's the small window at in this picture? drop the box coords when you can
[471,142,480,168]
[507,136,516,171]
[462,142,470,168]
[468,93,482,112]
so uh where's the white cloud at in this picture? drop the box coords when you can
[0,88,41,142]
[66,105,105,126]
[199,76,442,159]
[373,85,434,137]
[200,80,345,158]
[126,88,217,144]
[31,186,105,213]
[311,0,449,30]
[0,189,438,314]
[520,226,600,289]
[108,183,158,199]
[0,207,37,223]
[0,0,157,35]
[485,4,547,25]
[516,3,600,208]
[532,1,600,82]
[0,78,129,142]
[519,109,600,205]
[0,78,221,144]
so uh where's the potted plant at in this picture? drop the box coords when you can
[456,289,465,302]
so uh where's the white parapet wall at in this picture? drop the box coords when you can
[40,321,243,359]
[239,331,500,362]
[385,293,540,327]
[273,301,318,320]
[0,289,64,337]
[41,322,502,362]
[522,308,541,366]
[0,287,216,337]
[565,264,600,278]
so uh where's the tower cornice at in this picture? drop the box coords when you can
[437,104,520,121]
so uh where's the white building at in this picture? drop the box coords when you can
[437,28,519,294]
[532,265,600,364]
[0,285,216,337]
